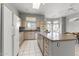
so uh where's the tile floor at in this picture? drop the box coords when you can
[18,40,42,56]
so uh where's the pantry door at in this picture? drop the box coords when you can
[2,5,13,56]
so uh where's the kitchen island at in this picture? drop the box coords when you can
[37,32,77,56]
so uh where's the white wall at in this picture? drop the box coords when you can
[65,12,79,32]
[19,12,45,20]
[4,3,19,16]
[67,12,79,20]
[66,19,79,32]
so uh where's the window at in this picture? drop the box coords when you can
[46,21,52,32]
[26,17,36,29]
[27,21,36,29]
[53,20,60,39]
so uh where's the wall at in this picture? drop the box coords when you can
[61,17,66,34]
[4,3,19,16]
[19,12,45,20]
[45,17,66,34]
[19,12,45,28]
[66,12,79,32]
[45,13,79,33]
[66,12,79,20]
[66,18,79,32]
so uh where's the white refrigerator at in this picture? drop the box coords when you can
[0,4,20,56]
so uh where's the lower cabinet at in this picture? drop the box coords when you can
[37,34,49,56]
[37,34,44,55]
[37,34,76,56]
[19,32,24,46]
[43,38,49,56]
[49,40,76,56]
[24,32,36,40]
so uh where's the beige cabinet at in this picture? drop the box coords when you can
[24,31,36,40]
[19,32,24,46]
[20,20,26,27]
[36,20,45,28]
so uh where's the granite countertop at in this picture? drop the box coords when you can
[39,32,77,41]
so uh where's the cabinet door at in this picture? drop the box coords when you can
[37,34,44,55]
[49,41,60,56]
[2,5,13,56]
[13,14,20,56]
[24,32,35,40]
[19,32,23,46]
[44,38,49,56]
[49,40,76,56]
[39,35,44,54]
[58,40,76,56]
[37,33,40,45]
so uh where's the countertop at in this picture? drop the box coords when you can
[38,32,77,41]
[19,29,39,32]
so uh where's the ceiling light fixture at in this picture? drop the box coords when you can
[33,3,40,9]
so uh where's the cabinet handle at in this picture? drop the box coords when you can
[57,42,60,48]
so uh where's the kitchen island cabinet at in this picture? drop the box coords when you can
[37,32,77,56]
[37,34,44,55]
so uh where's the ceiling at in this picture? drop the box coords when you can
[10,3,79,18]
